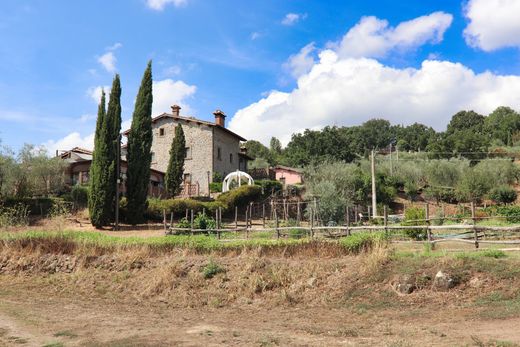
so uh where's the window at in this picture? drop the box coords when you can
[151,151,156,163]
[229,153,233,163]
[159,128,165,136]
[183,173,191,184]
[217,147,222,160]
[185,147,192,159]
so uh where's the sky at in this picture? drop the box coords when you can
[1,0,520,153]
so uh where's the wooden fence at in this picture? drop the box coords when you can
[162,202,520,248]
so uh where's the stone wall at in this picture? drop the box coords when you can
[212,127,242,180]
[150,117,213,195]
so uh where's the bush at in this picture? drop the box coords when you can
[488,185,517,205]
[209,182,223,193]
[70,185,89,209]
[0,203,29,227]
[491,205,520,223]
[2,197,66,216]
[201,260,226,279]
[147,198,224,220]
[193,213,216,230]
[402,206,427,240]
[340,233,387,253]
[216,185,262,210]
[255,179,283,197]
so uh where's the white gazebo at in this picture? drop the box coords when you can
[222,170,254,192]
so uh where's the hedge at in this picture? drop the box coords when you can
[1,197,66,216]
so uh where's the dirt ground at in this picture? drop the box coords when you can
[1,245,520,347]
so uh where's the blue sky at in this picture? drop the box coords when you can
[1,0,520,151]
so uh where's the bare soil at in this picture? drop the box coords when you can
[1,239,520,347]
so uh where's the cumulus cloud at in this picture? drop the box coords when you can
[282,13,307,26]
[284,42,316,78]
[152,79,197,116]
[86,85,110,104]
[335,12,452,58]
[97,52,117,72]
[230,51,520,145]
[463,0,520,51]
[43,132,95,154]
[146,0,187,11]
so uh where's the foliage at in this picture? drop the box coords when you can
[489,185,518,205]
[193,212,217,230]
[89,76,121,228]
[484,106,520,146]
[176,217,191,229]
[487,205,520,223]
[456,167,493,203]
[339,232,388,254]
[165,124,186,196]
[212,171,223,182]
[402,207,427,240]
[255,179,283,197]
[147,198,223,219]
[201,260,226,279]
[209,182,223,193]
[216,185,262,210]
[70,185,89,209]
[126,62,153,224]
[0,203,29,227]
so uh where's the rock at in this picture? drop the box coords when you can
[306,277,317,288]
[469,276,483,288]
[432,271,458,291]
[391,275,416,294]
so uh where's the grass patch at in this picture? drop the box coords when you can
[53,330,77,338]
[201,260,226,279]
[455,249,507,259]
[339,232,388,253]
[474,291,520,319]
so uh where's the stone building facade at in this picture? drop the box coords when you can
[122,105,251,196]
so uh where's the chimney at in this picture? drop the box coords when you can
[213,109,226,127]
[171,104,181,117]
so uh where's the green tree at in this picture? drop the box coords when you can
[447,110,485,135]
[105,74,122,217]
[165,124,186,196]
[484,106,520,146]
[88,90,112,227]
[126,61,153,224]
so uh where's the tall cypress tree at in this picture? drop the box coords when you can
[105,75,122,219]
[126,61,153,224]
[165,124,186,197]
[89,90,110,227]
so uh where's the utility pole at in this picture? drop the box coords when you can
[371,149,377,218]
[115,134,121,231]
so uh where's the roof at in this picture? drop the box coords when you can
[69,158,165,176]
[238,152,255,161]
[59,147,93,161]
[121,112,246,141]
[273,165,303,174]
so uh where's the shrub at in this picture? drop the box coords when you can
[0,203,30,227]
[492,205,520,223]
[488,185,517,205]
[193,213,216,230]
[216,185,262,209]
[340,233,387,253]
[176,217,191,229]
[70,185,89,209]
[209,182,223,193]
[201,260,226,279]
[255,179,283,197]
[147,198,224,220]
[2,197,66,216]
[402,206,427,240]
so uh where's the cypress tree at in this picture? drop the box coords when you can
[89,90,110,227]
[126,61,153,224]
[105,75,122,219]
[165,123,186,197]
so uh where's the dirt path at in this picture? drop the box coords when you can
[0,283,519,347]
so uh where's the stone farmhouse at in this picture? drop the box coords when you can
[122,105,251,196]
[60,105,251,197]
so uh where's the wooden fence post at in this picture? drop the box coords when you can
[185,209,189,220]
[234,206,238,234]
[163,209,167,233]
[275,209,279,239]
[354,205,358,223]
[425,203,432,245]
[262,203,266,228]
[170,212,173,230]
[245,206,249,239]
[297,201,301,226]
[310,208,314,238]
[471,202,478,249]
[346,206,351,236]
[384,205,388,234]
[190,209,194,235]
[218,207,222,240]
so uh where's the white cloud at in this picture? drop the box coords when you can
[250,32,261,40]
[229,50,520,145]
[98,52,116,73]
[463,0,520,51]
[163,65,181,76]
[107,42,123,51]
[146,0,187,11]
[152,78,197,116]
[336,12,453,58]
[79,114,96,123]
[284,42,316,78]
[86,85,110,104]
[43,132,95,154]
[282,13,307,26]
